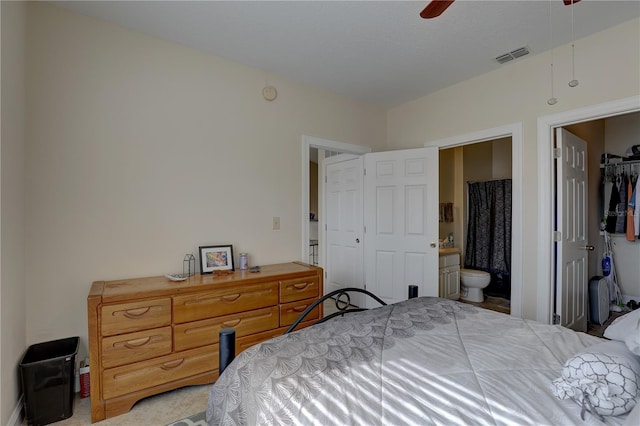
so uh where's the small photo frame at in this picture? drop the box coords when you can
[199,245,234,274]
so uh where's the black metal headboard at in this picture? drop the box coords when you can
[284,287,387,334]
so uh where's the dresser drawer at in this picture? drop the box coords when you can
[280,297,319,326]
[174,283,278,323]
[101,298,171,336]
[236,328,285,353]
[279,276,319,303]
[101,327,172,369]
[102,345,217,399]
[174,306,279,352]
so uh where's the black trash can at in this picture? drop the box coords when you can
[19,337,79,426]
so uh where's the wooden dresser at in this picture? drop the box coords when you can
[87,262,323,422]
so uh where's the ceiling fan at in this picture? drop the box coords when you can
[420,0,582,19]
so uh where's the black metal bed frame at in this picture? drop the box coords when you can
[284,287,387,334]
[219,285,418,374]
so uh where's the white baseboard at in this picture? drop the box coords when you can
[8,394,23,426]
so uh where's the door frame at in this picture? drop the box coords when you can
[424,122,523,318]
[536,95,640,323]
[300,136,371,270]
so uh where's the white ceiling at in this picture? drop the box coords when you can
[54,0,640,108]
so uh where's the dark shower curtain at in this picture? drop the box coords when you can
[464,179,512,298]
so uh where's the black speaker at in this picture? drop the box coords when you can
[219,328,236,374]
[408,285,418,299]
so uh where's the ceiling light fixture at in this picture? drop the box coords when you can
[568,0,579,87]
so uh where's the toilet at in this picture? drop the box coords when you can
[460,269,491,302]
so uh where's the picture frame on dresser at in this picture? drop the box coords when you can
[199,244,234,274]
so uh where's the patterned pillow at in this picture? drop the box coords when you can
[552,340,640,419]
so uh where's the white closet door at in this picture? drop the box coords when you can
[555,128,588,332]
[364,147,439,306]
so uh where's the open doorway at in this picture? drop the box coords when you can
[300,136,371,285]
[551,112,640,332]
[439,138,513,315]
[537,96,640,325]
[425,123,524,317]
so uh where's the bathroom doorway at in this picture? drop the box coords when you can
[439,137,513,314]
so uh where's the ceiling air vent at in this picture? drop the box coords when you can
[495,46,530,64]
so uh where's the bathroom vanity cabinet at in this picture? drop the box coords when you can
[438,250,460,300]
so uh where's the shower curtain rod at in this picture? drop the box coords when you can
[467,177,512,184]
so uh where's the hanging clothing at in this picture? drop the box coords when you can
[631,176,639,239]
[615,174,628,234]
[605,181,620,233]
[627,175,636,241]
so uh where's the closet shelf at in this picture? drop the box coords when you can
[601,157,640,167]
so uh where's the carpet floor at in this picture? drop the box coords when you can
[166,410,206,426]
[21,384,210,426]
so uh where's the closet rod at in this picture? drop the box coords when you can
[602,158,640,166]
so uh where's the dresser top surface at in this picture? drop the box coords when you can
[90,262,321,302]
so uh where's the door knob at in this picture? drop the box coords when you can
[356,238,360,244]
[430,242,437,248]
[580,245,595,251]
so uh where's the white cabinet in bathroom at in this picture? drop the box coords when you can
[439,253,460,300]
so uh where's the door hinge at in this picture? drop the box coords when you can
[364,225,367,233]
[553,148,562,159]
[553,231,561,242]
[363,168,366,176]
[325,175,327,183]
[552,313,561,325]
[325,224,327,231]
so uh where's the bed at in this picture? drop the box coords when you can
[206,296,640,425]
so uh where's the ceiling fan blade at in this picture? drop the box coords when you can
[420,0,455,19]
[562,0,582,5]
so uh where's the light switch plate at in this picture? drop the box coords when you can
[272,217,280,230]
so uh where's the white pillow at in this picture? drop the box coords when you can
[552,340,640,418]
[604,309,640,355]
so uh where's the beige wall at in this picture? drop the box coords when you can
[438,148,456,240]
[388,18,640,319]
[23,2,385,373]
[1,1,28,424]
[492,137,512,179]
[604,112,640,156]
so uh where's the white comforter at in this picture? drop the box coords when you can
[207,297,629,425]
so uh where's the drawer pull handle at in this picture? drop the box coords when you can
[222,319,241,327]
[122,307,151,319]
[221,294,241,303]
[291,305,308,313]
[121,336,153,349]
[161,359,184,370]
[292,283,310,290]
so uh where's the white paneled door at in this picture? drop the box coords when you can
[555,128,588,332]
[325,156,365,308]
[364,147,439,306]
